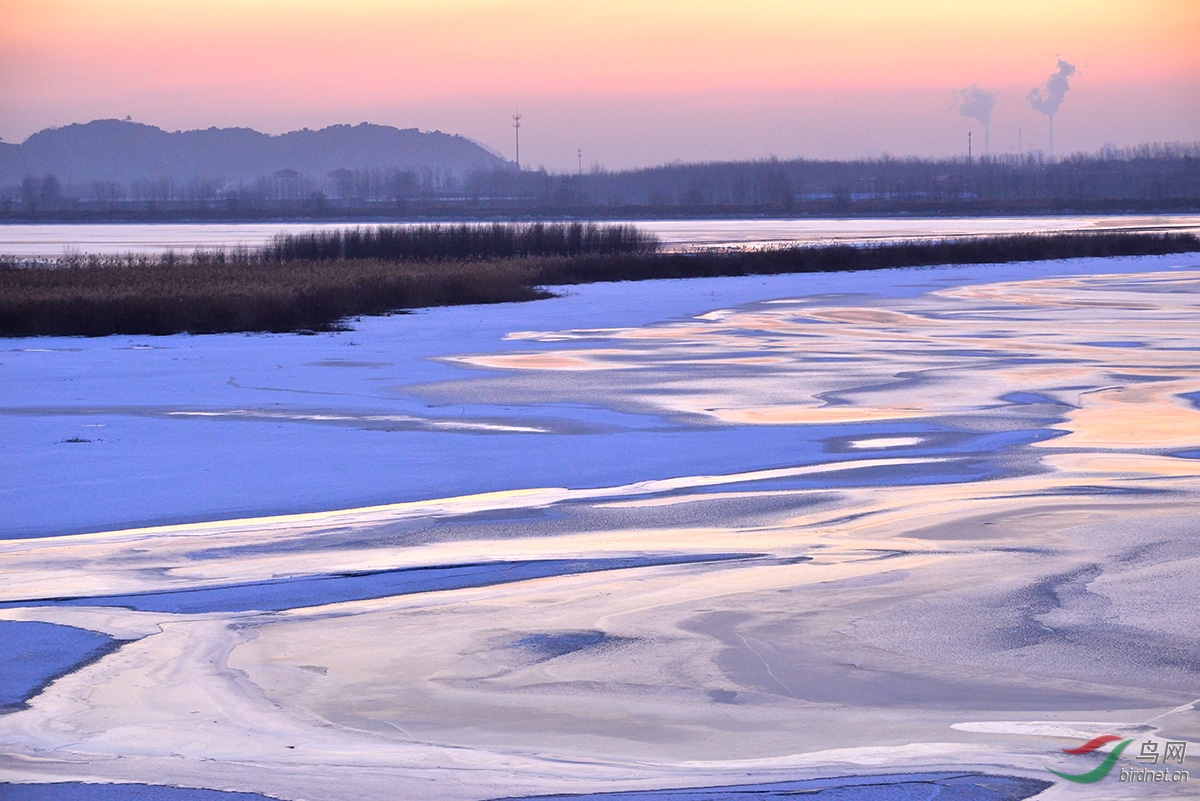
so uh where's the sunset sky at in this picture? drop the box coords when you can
[2,0,1198,170]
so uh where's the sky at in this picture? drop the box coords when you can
[1,0,1198,171]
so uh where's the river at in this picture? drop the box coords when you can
[1,214,1198,257]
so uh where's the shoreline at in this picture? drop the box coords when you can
[3,230,1198,338]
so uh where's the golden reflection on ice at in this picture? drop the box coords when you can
[451,270,1200,444]
[1047,380,1200,449]
[711,405,928,424]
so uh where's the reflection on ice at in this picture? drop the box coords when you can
[2,260,1199,801]
[165,408,548,433]
[3,215,1198,257]
[448,271,1200,442]
[847,437,925,449]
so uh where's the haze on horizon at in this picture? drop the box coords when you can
[2,0,1198,172]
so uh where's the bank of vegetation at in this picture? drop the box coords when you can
[262,222,657,261]
[2,225,1197,337]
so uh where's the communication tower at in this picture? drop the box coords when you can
[513,113,522,171]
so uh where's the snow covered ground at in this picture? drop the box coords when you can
[2,253,1199,799]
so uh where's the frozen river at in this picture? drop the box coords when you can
[2,251,1199,799]
[2,214,1199,256]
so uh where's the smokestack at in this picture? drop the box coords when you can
[1027,60,1076,159]
[955,85,997,154]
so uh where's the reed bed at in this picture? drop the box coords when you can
[0,259,546,337]
[533,231,1200,284]
[2,230,1196,337]
[262,222,659,262]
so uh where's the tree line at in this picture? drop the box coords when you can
[4,142,1197,219]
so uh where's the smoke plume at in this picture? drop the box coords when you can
[1027,60,1076,117]
[955,85,997,129]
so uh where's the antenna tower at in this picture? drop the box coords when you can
[577,148,583,175]
[512,113,522,171]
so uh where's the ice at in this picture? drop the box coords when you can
[3,252,1200,801]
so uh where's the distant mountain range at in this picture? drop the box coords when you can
[0,120,509,186]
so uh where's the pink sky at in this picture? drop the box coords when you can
[2,0,1198,169]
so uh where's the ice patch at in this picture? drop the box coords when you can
[494,772,1051,800]
[951,721,1132,740]
[0,620,119,710]
[847,437,924,449]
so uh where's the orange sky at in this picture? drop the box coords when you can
[2,0,1198,168]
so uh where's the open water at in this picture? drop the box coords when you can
[1,214,1198,257]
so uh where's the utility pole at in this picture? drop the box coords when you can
[512,113,521,171]
[968,131,972,164]
[577,148,583,176]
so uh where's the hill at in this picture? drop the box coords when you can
[0,119,508,186]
